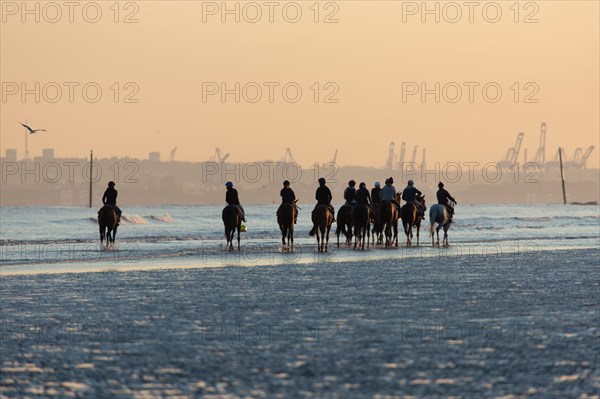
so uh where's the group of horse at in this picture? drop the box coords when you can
[222,193,453,253]
[97,196,453,251]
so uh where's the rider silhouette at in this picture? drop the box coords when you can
[379,177,399,212]
[225,181,246,222]
[402,180,425,219]
[356,182,375,215]
[371,182,381,206]
[102,181,122,225]
[344,180,357,206]
[279,180,298,224]
[314,177,334,217]
[436,182,457,221]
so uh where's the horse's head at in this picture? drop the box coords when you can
[417,194,427,211]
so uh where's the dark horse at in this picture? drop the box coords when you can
[277,203,296,251]
[429,203,452,246]
[371,203,383,245]
[352,203,372,250]
[400,195,427,246]
[335,204,353,247]
[98,205,118,248]
[222,204,243,251]
[309,205,334,252]
[378,193,400,247]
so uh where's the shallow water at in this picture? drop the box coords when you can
[1,203,598,274]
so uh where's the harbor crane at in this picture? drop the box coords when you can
[385,142,395,170]
[533,122,546,166]
[169,147,178,162]
[396,142,406,171]
[410,145,419,164]
[208,148,229,163]
[280,148,296,164]
[498,132,524,168]
[330,149,338,165]
[577,146,595,169]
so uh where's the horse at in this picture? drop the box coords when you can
[277,203,296,251]
[378,193,400,247]
[222,204,243,251]
[371,203,383,245]
[352,203,372,250]
[309,204,334,252]
[335,204,353,247]
[429,203,452,246]
[400,195,427,246]
[98,205,118,248]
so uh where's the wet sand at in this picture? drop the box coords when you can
[1,248,598,398]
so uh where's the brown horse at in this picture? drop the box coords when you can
[277,203,296,251]
[352,203,372,250]
[400,195,427,246]
[222,204,243,251]
[309,205,334,252]
[378,193,400,247]
[98,205,118,248]
[335,204,353,247]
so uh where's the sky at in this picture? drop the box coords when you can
[1,1,598,168]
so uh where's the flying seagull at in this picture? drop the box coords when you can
[20,123,46,134]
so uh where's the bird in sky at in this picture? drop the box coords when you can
[20,123,46,134]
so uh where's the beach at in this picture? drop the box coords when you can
[1,248,598,398]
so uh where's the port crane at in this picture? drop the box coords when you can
[208,148,229,163]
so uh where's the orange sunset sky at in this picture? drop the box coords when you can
[1,1,598,168]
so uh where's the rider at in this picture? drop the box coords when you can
[225,181,246,222]
[371,181,382,206]
[314,177,334,217]
[344,180,357,206]
[356,182,375,215]
[379,177,399,212]
[279,180,298,224]
[401,179,425,220]
[102,181,122,225]
[436,182,457,222]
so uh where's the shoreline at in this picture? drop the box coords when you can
[1,248,598,397]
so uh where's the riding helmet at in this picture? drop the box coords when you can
[408,180,414,186]
[108,181,116,187]
[438,182,444,188]
[388,177,394,184]
[318,177,326,185]
[374,181,380,187]
[283,180,290,186]
[349,180,356,187]
[225,181,233,188]
[359,182,366,188]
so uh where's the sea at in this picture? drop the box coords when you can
[1,204,599,274]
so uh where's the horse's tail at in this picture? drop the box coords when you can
[309,225,318,236]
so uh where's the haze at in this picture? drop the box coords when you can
[1,1,598,168]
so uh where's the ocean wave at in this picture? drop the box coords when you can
[148,214,175,223]
[122,214,149,225]
[513,217,552,222]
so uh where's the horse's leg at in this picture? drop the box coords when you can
[436,226,441,246]
[290,224,294,251]
[325,223,331,252]
[237,225,241,251]
[416,223,420,246]
[444,225,449,246]
[394,222,399,247]
[316,228,321,252]
[99,225,104,248]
